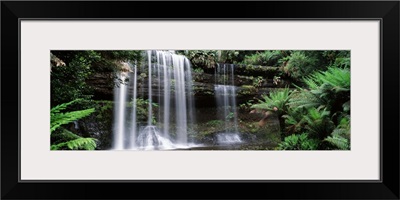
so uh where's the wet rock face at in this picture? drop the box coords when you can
[87,64,290,103]
[86,72,115,100]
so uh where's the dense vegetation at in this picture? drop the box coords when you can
[50,50,350,150]
[50,51,142,150]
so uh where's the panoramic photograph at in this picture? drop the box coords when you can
[50,50,350,150]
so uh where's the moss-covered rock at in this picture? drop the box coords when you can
[235,65,281,76]
[237,85,258,97]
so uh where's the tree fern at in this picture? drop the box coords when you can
[303,107,335,139]
[283,108,306,134]
[289,66,350,119]
[290,67,350,111]
[251,87,291,115]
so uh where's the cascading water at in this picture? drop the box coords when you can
[214,64,241,144]
[113,50,195,150]
[136,126,175,150]
[216,133,242,144]
[113,72,128,150]
[129,62,138,149]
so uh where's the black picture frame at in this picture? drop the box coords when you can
[1,1,399,199]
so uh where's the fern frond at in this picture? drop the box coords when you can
[50,99,83,114]
[251,88,291,113]
[51,108,95,133]
[303,67,350,92]
[288,90,326,110]
[278,133,319,150]
[325,135,349,150]
[302,107,334,138]
[51,138,97,150]
[333,57,350,68]
[342,101,350,113]
[324,116,350,150]
[283,113,304,134]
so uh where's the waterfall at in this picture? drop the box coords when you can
[147,51,153,125]
[216,133,242,144]
[113,50,195,150]
[129,62,138,148]
[214,64,239,134]
[173,56,188,144]
[161,52,170,137]
[113,72,128,150]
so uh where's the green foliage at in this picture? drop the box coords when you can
[251,88,291,116]
[283,108,305,134]
[283,107,335,140]
[249,88,291,140]
[51,137,97,150]
[193,68,204,73]
[90,100,114,149]
[324,135,349,150]
[129,98,158,123]
[281,50,350,83]
[51,52,94,106]
[342,101,350,113]
[239,99,255,112]
[324,116,350,150]
[302,107,335,139]
[273,76,282,85]
[304,67,350,92]
[50,99,97,150]
[280,66,350,149]
[217,50,240,63]
[184,50,218,68]
[206,120,223,126]
[51,50,144,106]
[50,99,95,133]
[241,50,285,66]
[322,50,350,67]
[278,133,319,150]
[287,89,327,110]
[192,68,205,82]
[289,67,350,112]
[235,65,280,77]
[283,51,319,80]
[240,61,351,150]
[252,76,264,87]
[238,85,257,96]
[332,57,350,69]
[93,101,114,119]
[225,112,235,120]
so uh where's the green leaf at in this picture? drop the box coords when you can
[51,108,95,133]
[51,138,97,150]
